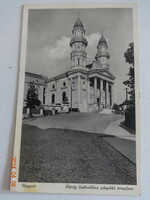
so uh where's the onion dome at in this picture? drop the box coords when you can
[72,17,85,34]
[98,35,108,47]
[74,17,84,29]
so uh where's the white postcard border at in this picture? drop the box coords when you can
[11,3,141,196]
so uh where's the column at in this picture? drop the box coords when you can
[94,77,97,103]
[100,79,103,105]
[111,84,114,108]
[106,81,109,106]
[87,77,90,104]
[86,76,90,111]
[78,74,81,110]
[68,78,71,108]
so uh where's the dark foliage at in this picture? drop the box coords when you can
[113,103,119,111]
[25,82,41,109]
[123,42,136,131]
[123,42,135,106]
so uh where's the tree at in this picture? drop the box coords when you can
[113,103,119,111]
[123,42,135,131]
[25,82,41,109]
[123,42,135,106]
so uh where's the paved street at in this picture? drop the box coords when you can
[24,112,136,164]
[27,112,124,134]
[19,124,136,184]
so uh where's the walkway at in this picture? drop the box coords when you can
[102,119,136,163]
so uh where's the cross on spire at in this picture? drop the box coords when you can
[77,9,80,18]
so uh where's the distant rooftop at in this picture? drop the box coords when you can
[25,71,48,80]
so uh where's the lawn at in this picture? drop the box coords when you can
[19,124,136,185]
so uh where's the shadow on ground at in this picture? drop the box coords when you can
[119,121,135,135]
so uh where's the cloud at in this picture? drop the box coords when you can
[85,32,101,62]
[44,33,101,62]
[27,33,102,78]
[45,36,71,60]
[86,32,101,48]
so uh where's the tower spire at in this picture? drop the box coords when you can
[70,17,88,70]
[95,31,110,69]
[78,9,80,18]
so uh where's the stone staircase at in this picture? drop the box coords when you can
[93,107,104,113]
[100,108,113,114]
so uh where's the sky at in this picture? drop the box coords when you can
[26,8,133,104]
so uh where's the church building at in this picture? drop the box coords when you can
[25,17,115,112]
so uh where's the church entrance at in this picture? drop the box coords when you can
[97,98,100,107]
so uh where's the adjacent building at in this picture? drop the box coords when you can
[24,72,47,107]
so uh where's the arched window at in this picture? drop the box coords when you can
[63,81,66,87]
[62,92,67,102]
[78,58,80,65]
[52,84,55,89]
[51,94,55,104]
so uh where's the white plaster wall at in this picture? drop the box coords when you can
[47,77,69,105]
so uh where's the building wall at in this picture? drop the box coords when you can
[46,73,89,112]
[24,71,114,112]
[46,77,69,106]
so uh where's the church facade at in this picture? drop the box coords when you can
[24,17,115,112]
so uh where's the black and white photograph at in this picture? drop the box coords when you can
[11,3,140,195]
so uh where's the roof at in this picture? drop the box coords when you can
[46,67,115,83]
[25,72,47,80]
[70,36,88,46]
[88,68,116,81]
[98,35,108,46]
[74,17,84,29]
[95,52,110,59]
[47,71,69,82]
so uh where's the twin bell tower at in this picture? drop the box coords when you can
[70,15,110,70]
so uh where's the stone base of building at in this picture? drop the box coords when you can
[105,105,112,109]
[89,103,99,112]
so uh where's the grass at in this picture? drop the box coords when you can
[19,124,136,185]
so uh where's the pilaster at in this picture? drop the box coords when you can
[94,77,97,103]
[68,78,71,106]
[78,74,81,110]
[106,81,109,106]
[100,79,103,105]
[86,76,90,111]
[111,84,114,107]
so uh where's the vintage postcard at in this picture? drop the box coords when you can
[10,3,141,195]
